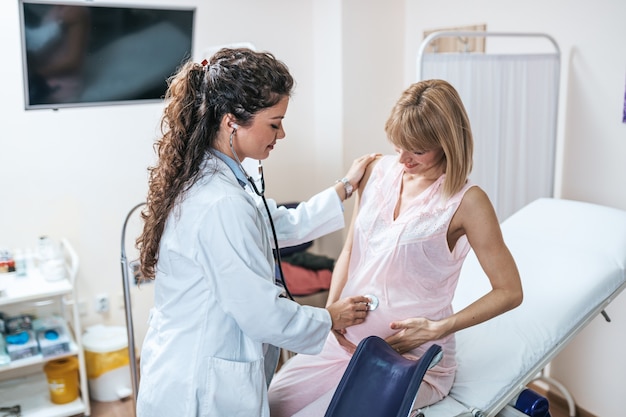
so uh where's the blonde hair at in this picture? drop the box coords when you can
[385,79,473,199]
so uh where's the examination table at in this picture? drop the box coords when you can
[418,198,626,416]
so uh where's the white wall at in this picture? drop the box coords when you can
[1,0,625,415]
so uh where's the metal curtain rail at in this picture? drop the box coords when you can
[417,31,561,81]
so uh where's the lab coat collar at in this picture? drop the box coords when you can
[212,149,248,189]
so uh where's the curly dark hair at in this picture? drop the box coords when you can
[137,48,294,280]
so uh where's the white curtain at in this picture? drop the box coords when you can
[420,53,560,221]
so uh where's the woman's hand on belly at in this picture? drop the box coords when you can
[385,317,445,354]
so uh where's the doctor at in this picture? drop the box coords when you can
[135,48,376,416]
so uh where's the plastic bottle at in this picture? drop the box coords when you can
[24,248,35,272]
[0,249,13,273]
[14,249,27,277]
[37,236,66,281]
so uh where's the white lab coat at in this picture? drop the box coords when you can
[136,156,345,417]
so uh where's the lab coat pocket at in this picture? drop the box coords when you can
[138,309,162,370]
[203,356,267,417]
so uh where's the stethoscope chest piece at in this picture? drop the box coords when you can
[365,294,379,311]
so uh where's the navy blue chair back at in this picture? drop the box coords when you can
[324,336,442,417]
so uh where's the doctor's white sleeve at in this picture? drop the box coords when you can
[203,194,332,355]
[255,187,345,248]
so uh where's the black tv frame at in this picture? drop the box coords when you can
[18,0,195,110]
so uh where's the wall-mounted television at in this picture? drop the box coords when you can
[18,1,195,110]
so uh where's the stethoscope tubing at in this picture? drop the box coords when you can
[258,192,295,301]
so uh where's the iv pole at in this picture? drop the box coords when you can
[120,202,146,416]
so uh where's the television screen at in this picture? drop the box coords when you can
[18,1,195,110]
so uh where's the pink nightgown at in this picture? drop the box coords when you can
[268,155,475,416]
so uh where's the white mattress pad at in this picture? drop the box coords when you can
[422,198,626,416]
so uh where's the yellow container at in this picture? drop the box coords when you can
[43,357,79,404]
[84,346,129,379]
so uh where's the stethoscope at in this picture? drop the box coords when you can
[229,126,295,300]
[228,126,381,311]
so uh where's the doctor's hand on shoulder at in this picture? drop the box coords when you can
[334,153,381,201]
[326,295,370,330]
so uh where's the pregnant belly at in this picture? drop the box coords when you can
[343,303,409,344]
